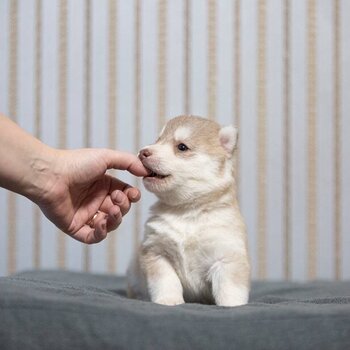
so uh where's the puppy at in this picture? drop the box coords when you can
[127,115,250,307]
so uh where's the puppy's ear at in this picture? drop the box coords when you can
[219,125,238,155]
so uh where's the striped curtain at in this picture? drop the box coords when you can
[0,0,349,281]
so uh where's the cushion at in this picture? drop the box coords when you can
[1,270,350,350]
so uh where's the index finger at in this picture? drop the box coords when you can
[101,149,149,177]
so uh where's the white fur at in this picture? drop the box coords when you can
[127,116,250,307]
[219,125,238,155]
[174,126,192,141]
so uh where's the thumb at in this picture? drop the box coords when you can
[101,149,149,177]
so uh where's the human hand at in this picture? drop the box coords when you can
[32,148,148,244]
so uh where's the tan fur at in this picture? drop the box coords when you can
[159,116,226,158]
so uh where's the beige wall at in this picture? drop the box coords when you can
[0,0,349,280]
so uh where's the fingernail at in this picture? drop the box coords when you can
[114,211,121,219]
[130,189,139,200]
[130,194,136,201]
[114,190,124,203]
[115,214,122,224]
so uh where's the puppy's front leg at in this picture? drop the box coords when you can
[142,254,184,306]
[210,260,250,307]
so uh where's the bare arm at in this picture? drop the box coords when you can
[0,114,148,243]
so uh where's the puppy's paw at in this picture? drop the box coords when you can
[216,298,247,307]
[215,287,249,307]
[153,295,185,306]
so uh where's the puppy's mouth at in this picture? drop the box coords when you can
[144,167,170,180]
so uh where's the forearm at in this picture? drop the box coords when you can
[0,114,56,202]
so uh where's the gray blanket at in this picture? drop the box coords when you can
[1,270,350,350]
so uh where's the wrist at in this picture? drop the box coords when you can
[21,145,60,204]
[0,115,63,205]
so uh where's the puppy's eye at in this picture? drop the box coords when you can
[177,143,189,152]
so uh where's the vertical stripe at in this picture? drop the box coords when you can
[234,0,241,196]
[7,0,18,275]
[333,0,341,280]
[283,0,291,280]
[107,0,118,274]
[133,0,141,252]
[84,0,92,149]
[257,0,267,279]
[158,0,167,130]
[57,0,68,269]
[207,0,216,120]
[184,0,191,114]
[307,0,317,280]
[33,0,42,269]
[83,0,92,272]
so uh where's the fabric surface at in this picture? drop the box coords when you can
[1,270,350,350]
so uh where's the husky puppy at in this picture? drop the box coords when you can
[127,116,250,307]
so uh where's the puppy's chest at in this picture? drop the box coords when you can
[144,214,211,275]
[146,216,197,249]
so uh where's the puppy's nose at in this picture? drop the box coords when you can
[139,148,152,161]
